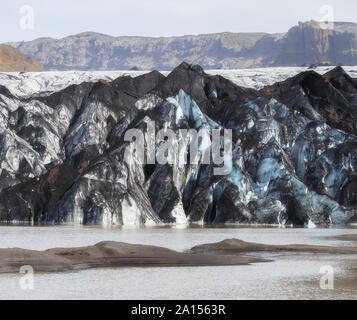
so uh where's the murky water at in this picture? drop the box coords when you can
[1,225,357,300]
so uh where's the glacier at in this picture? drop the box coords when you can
[1,66,357,97]
[0,63,357,227]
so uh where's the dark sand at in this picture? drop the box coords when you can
[3,238,357,275]
[326,234,357,242]
[191,239,357,255]
[0,241,266,274]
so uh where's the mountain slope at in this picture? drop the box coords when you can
[0,45,43,72]
[6,21,357,70]
[0,63,357,226]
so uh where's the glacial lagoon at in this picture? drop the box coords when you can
[1,225,357,300]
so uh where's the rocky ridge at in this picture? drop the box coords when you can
[6,21,357,70]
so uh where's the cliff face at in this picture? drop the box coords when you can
[5,21,357,70]
[0,45,43,72]
[0,63,357,227]
[272,21,357,66]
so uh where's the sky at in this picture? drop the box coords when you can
[1,0,357,43]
